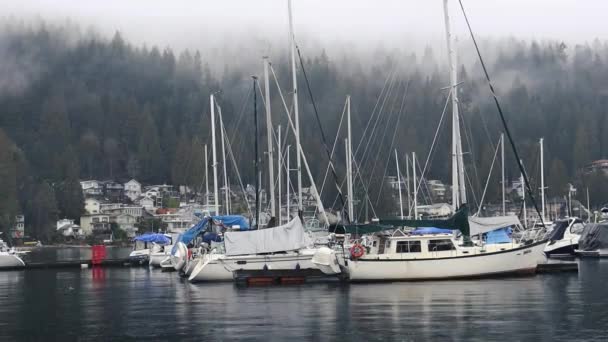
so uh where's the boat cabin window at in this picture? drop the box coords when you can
[372,241,377,247]
[571,223,585,234]
[396,240,421,253]
[428,239,455,252]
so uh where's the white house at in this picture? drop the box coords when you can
[80,180,103,196]
[416,203,453,219]
[56,219,83,238]
[111,213,138,237]
[84,198,102,214]
[124,179,142,202]
[138,197,155,211]
[10,215,25,239]
[80,214,110,235]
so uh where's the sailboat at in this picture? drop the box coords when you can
[0,237,25,269]
[313,0,547,281]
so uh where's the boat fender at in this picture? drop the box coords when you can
[350,244,365,259]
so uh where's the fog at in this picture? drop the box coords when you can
[4,0,607,55]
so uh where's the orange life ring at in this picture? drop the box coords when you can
[350,243,365,259]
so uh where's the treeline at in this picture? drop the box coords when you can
[1,21,608,239]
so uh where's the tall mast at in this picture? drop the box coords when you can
[217,104,230,215]
[346,95,354,223]
[277,125,282,224]
[204,144,209,206]
[406,154,411,217]
[288,0,303,217]
[443,0,466,210]
[586,187,590,222]
[263,57,276,223]
[540,137,546,221]
[286,145,290,221]
[395,149,404,218]
[501,133,505,215]
[413,152,418,219]
[521,168,527,227]
[253,76,260,228]
[345,139,351,221]
[210,94,219,215]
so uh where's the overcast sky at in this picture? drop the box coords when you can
[3,0,607,54]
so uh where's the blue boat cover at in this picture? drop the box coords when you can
[484,227,513,244]
[177,215,250,245]
[411,227,453,235]
[134,233,171,245]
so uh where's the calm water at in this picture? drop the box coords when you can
[0,254,607,341]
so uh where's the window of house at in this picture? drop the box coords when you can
[428,239,455,252]
[396,240,421,253]
[92,218,99,223]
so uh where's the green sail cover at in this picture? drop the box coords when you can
[338,205,470,236]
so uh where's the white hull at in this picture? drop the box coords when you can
[189,249,317,282]
[150,252,170,267]
[347,241,546,281]
[0,253,26,269]
[544,238,579,257]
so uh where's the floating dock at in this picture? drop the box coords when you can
[537,261,578,273]
[25,258,144,269]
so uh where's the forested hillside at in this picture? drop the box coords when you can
[1,21,608,238]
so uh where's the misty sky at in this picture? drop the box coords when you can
[3,0,607,64]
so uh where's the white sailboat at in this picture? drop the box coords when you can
[313,0,547,281]
[0,238,25,269]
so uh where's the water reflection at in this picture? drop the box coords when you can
[0,259,607,340]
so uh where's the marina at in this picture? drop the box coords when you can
[0,257,603,340]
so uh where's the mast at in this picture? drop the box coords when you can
[263,57,276,223]
[346,95,354,222]
[501,133,505,215]
[252,76,260,228]
[288,0,303,217]
[395,149,404,218]
[586,187,590,222]
[406,154,411,217]
[286,145,290,221]
[204,144,209,206]
[277,125,282,224]
[217,104,230,215]
[210,94,220,215]
[540,137,546,221]
[521,169,527,227]
[413,152,418,219]
[443,0,466,211]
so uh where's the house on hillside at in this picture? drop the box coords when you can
[80,214,111,235]
[124,179,141,202]
[585,159,608,175]
[416,203,452,219]
[84,198,105,214]
[111,213,138,237]
[80,180,103,196]
[138,196,155,212]
[10,215,25,239]
[103,181,124,201]
[56,219,83,238]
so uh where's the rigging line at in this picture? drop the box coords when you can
[364,77,405,197]
[374,80,411,206]
[458,0,545,227]
[295,45,349,221]
[476,135,501,216]
[357,70,399,173]
[351,154,378,219]
[459,103,482,202]
[352,62,394,157]
[464,162,479,210]
[414,88,452,199]
[222,111,253,218]
[318,99,348,202]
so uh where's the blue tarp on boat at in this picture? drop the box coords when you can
[134,233,171,245]
[177,215,250,245]
[411,227,453,235]
[484,227,513,244]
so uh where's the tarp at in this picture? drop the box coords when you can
[578,223,608,251]
[223,216,309,256]
[339,206,471,236]
[484,227,512,244]
[548,220,569,241]
[134,233,171,245]
[468,215,521,236]
[177,215,250,246]
[411,227,453,235]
